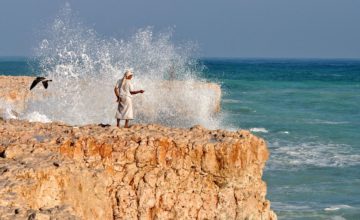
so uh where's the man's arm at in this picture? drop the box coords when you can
[130,90,144,95]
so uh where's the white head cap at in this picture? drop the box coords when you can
[124,68,133,77]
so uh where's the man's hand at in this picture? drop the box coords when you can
[116,97,120,102]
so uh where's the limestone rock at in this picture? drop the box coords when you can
[0,76,34,113]
[0,120,276,220]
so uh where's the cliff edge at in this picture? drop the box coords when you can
[0,119,276,220]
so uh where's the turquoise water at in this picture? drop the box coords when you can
[0,57,39,76]
[1,58,360,219]
[202,58,360,220]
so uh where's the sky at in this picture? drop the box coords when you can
[0,0,360,58]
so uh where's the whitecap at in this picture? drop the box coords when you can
[324,205,353,211]
[222,99,241,104]
[250,127,269,133]
[306,119,349,125]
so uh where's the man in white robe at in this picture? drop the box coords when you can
[114,70,144,128]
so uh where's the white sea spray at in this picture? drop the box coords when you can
[24,111,52,123]
[25,4,221,128]
[0,100,18,119]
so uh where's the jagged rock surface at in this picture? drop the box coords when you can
[0,119,277,220]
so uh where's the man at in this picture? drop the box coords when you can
[114,69,144,128]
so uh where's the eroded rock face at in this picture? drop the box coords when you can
[0,120,277,220]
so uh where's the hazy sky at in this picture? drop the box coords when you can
[1,0,360,58]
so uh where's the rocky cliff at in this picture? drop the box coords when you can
[0,119,276,220]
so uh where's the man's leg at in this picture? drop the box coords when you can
[125,119,129,128]
[116,119,120,127]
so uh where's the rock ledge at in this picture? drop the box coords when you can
[0,120,276,220]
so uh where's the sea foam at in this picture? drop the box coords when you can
[267,141,360,170]
[324,205,352,211]
[24,112,52,123]
[0,100,18,120]
[250,127,269,133]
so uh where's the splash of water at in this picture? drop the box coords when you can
[26,4,221,128]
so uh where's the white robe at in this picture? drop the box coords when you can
[115,79,134,120]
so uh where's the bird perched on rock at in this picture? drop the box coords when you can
[30,77,52,90]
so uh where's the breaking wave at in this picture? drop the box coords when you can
[25,4,221,128]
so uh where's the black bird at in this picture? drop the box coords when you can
[30,77,53,90]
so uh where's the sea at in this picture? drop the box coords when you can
[202,58,360,220]
[1,57,359,220]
